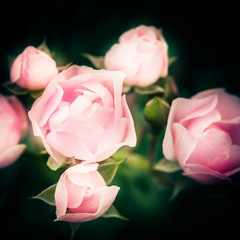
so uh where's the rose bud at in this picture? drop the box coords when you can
[55,163,120,222]
[104,25,168,87]
[10,46,58,90]
[144,97,169,133]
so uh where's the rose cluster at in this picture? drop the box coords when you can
[1,24,240,226]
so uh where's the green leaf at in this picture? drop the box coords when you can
[82,53,105,69]
[98,157,125,185]
[134,85,165,95]
[32,184,56,206]
[102,205,128,221]
[153,158,181,173]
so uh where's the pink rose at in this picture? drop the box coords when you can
[55,163,119,222]
[104,25,168,87]
[163,89,240,183]
[28,65,136,167]
[10,46,58,90]
[0,95,27,168]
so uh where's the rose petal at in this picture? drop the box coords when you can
[171,123,197,167]
[0,144,26,168]
[46,131,93,160]
[163,94,218,160]
[56,185,119,222]
[55,172,68,218]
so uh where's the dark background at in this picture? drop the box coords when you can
[1,1,240,239]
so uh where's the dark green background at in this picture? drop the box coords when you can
[1,1,240,239]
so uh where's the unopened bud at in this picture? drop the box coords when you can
[144,97,170,133]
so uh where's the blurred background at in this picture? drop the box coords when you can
[1,0,240,239]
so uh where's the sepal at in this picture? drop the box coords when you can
[134,85,164,95]
[153,158,181,173]
[102,205,128,221]
[32,183,56,206]
[98,157,125,185]
[82,53,105,69]
[37,39,52,56]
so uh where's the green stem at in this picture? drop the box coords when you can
[148,134,158,168]
[70,223,82,240]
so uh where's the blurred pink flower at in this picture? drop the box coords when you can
[10,46,58,90]
[104,25,168,87]
[28,65,136,167]
[163,89,240,183]
[55,163,119,222]
[0,95,27,167]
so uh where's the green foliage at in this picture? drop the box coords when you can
[102,205,128,221]
[32,183,56,206]
[169,175,195,201]
[82,53,105,69]
[144,96,170,133]
[98,157,125,185]
[154,158,181,173]
[134,85,165,95]
[37,39,52,56]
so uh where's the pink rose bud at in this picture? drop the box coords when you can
[0,95,28,168]
[104,25,168,87]
[28,65,136,167]
[10,46,58,90]
[55,163,120,222]
[163,89,240,184]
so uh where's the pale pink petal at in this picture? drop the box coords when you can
[134,42,168,86]
[184,164,230,184]
[185,109,221,138]
[163,94,218,160]
[10,54,22,83]
[171,123,197,167]
[65,176,88,209]
[224,145,240,176]
[28,80,63,128]
[192,88,240,120]
[104,43,140,83]
[0,144,26,168]
[191,88,225,100]
[46,131,93,160]
[121,95,137,147]
[67,170,105,189]
[55,172,68,218]
[7,96,28,133]
[96,118,128,156]
[66,162,99,174]
[81,80,114,108]
[56,186,119,222]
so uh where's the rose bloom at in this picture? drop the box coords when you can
[104,25,168,87]
[0,95,27,168]
[55,163,119,222]
[163,89,240,183]
[10,46,58,90]
[28,65,136,167]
